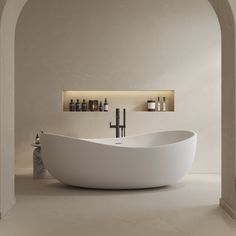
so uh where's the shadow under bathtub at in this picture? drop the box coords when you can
[15,172,185,197]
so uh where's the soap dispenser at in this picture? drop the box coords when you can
[35,133,40,144]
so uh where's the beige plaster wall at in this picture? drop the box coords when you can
[15,0,221,173]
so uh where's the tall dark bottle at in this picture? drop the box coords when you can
[69,99,76,112]
[99,101,103,112]
[82,99,87,112]
[75,99,81,111]
[104,98,109,112]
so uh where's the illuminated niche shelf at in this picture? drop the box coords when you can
[63,90,175,112]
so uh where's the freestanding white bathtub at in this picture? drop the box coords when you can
[41,130,197,189]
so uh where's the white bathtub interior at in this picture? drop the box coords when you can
[82,130,196,147]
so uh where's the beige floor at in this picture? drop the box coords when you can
[0,172,236,236]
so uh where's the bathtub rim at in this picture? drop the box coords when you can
[40,130,197,149]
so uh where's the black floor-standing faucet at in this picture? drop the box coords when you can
[110,108,126,138]
[120,108,126,137]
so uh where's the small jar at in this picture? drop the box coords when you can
[89,100,95,112]
[147,99,156,111]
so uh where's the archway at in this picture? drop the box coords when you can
[0,0,235,218]
[209,0,236,218]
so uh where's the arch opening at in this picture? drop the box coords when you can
[0,0,235,218]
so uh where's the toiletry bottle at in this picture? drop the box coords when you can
[69,99,76,112]
[75,99,81,112]
[82,99,87,112]
[104,98,109,112]
[91,101,95,111]
[147,98,156,111]
[162,97,167,111]
[157,97,161,111]
[99,101,103,112]
[35,133,40,144]
[94,100,99,111]
[89,100,95,112]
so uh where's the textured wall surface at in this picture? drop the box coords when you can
[15,0,221,173]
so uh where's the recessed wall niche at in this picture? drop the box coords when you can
[63,90,175,112]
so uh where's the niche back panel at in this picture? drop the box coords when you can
[63,90,175,112]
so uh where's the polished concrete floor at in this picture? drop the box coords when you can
[0,172,236,236]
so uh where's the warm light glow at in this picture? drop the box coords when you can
[63,90,175,112]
